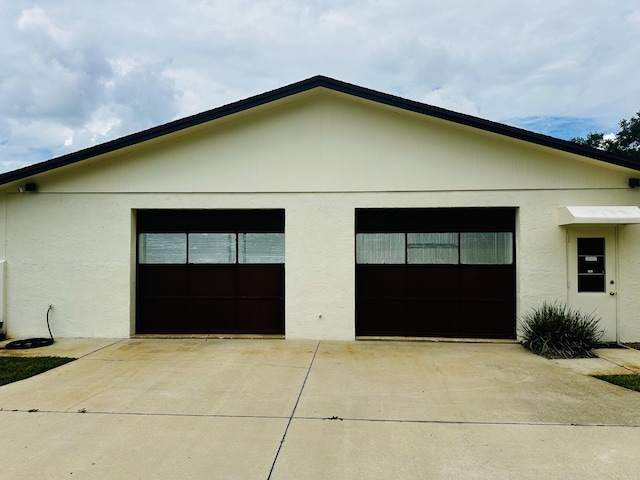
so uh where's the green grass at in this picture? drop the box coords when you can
[594,374,640,392]
[0,356,75,386]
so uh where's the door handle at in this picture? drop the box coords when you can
[609,291,616,296]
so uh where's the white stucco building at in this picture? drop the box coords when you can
[1,76,640,343]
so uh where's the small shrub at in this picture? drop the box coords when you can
[521,302,603,359]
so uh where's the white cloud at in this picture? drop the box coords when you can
[423,86,480,117]
[1,0,639,172]
[16,7,68,44]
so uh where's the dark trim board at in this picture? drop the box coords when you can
[137,209,285,233]
[356,207,516,233]
[2,76,639,186]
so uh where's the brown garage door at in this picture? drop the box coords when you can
[136,210,284,335]
[356,208,516,339]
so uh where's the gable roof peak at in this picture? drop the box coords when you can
[1,76,639,185]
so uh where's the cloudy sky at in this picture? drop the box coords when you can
[1,0,639,173]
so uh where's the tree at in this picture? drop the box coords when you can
[571,111,640,160]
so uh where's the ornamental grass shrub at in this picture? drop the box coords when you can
[521,302,604,359]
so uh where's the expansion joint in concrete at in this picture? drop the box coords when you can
[267,340,320,480]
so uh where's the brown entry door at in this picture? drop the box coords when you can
[355,209,516,339]
[136,210,285,335]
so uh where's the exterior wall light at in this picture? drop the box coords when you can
[18,182,37,193]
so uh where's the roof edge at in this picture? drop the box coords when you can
[2,75,639,185]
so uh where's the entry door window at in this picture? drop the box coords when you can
[577,237,605,292]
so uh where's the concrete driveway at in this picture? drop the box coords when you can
[2,339,640,479]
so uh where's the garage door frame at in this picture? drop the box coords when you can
[136,209,285,335]
[355,208,516,339]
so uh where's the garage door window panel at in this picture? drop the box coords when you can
[407,233,458,264]
[356,233,405,264]
[460,232,513,265]
[139,234,187,264]
[188,233,236,264]
[239,233,285,264]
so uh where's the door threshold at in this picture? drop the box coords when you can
[132,334,285,340]
[356,336,518,344]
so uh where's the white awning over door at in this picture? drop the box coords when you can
[558,206,640,225]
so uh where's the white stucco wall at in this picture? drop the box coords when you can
[36,92,631,194]
[2,90,640,341]
[0,191,6,335]
[3,188,640,341]
[617,224,640,341]
[4,192,133,338]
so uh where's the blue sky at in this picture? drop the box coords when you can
[509,116,610,140]
[1,1,639,173]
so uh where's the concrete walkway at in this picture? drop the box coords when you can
[2,339,640,479]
